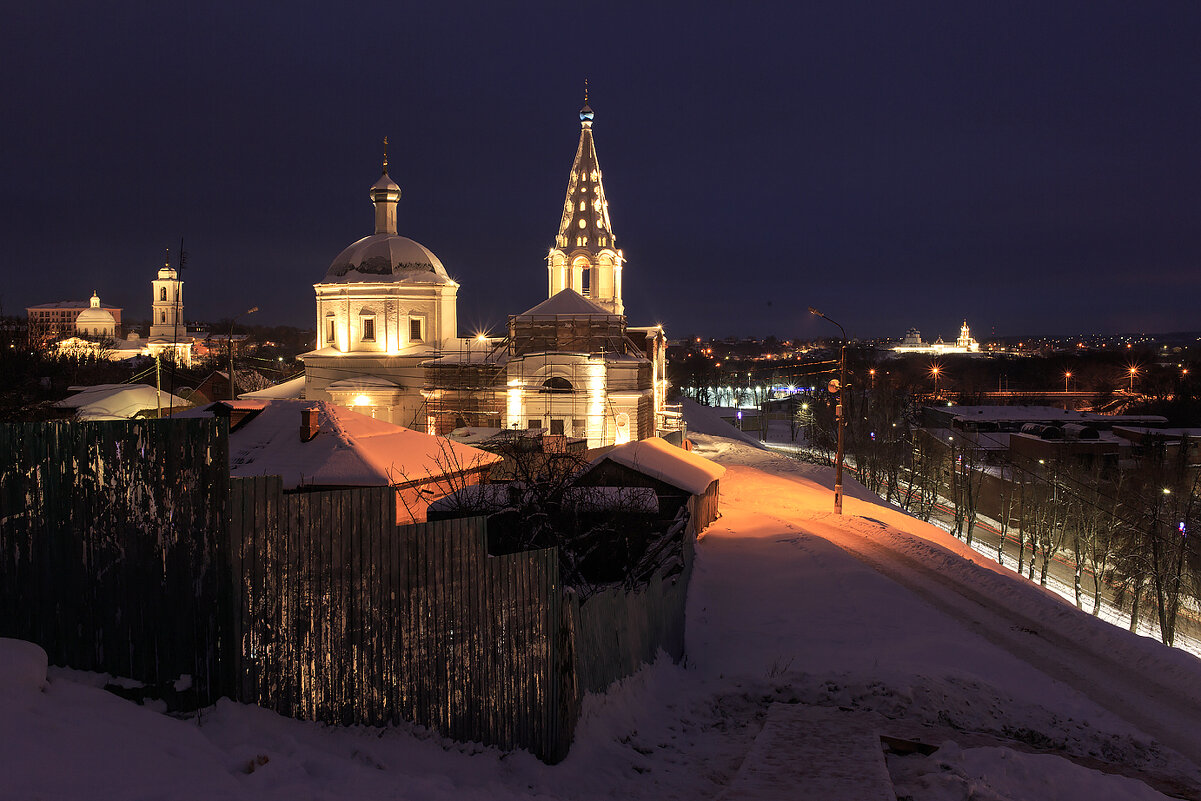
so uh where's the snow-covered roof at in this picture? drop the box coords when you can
[944,406,1167,425]
[445,426,506,445]
[240,374,306,399]
[53,384,191,420]
[590,436,725,495]
[427,484,659,514]
[515,289,615,318]
[321,233,455,286]
[188,399,500,489]
[328,376,400,390]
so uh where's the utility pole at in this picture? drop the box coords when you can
[155,353,162,418]
[169,237,186,410]
[229,306,259,400]
[809,306,847,515]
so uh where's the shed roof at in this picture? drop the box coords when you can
[589,436,724,495]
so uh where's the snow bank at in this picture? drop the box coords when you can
[679,397,765,448]
[591,435,725,495]
[888,741,1175,800]
[0,638,47,698]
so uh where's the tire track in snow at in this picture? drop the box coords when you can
[798,511,1201,781]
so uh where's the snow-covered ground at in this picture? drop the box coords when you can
[4,409,1201,799]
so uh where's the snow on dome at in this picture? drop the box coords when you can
[591,436,725,495]
[323,233,454,285]
[75,306,116,327]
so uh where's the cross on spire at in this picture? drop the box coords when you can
[382,136,389,174]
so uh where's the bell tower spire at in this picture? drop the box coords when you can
[545,96,624,315]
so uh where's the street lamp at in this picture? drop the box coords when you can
[229,306,259,400]
[930,364,941,397]
[869,368,876,389]
[1129,365,1139,393]
[809,306,847,515]
[1064,371,1071,393]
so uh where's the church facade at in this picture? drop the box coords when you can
[302,103,676,448]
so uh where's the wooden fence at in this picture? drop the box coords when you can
[0,420,716,762]
[568,478,718,694]
[228,476,574,761]
[0,419,231,705]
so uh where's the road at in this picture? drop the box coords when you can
[763,438,1201,656]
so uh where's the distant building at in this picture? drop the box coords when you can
[48,261,193,365]
[27,294,123,341]
[892,319,980,355]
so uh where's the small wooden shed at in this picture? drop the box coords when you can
[574,436,724,530]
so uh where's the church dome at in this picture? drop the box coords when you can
[323,233,454,285]
[76,297,116,336]
[76,307,115,326]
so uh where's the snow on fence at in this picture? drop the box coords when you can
[0,419,232,706]
[228,476,574,761]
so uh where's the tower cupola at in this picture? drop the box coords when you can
[370,137,402,235]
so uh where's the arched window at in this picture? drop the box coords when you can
[159,287,167,301]
[540,377,573,393]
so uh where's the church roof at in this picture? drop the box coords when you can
[76,307,116,326]
[515,288,615,318]
[322,233,455,285]
[553,104,617,255]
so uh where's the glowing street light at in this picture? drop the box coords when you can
[1129,365,1139,392]
[809,306,847,515]
[930,364,941,396]
[1064,371,1072,393]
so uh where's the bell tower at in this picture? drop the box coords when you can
[546,92,625,315]
[150,252,184,339]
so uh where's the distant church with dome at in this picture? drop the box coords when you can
[301,101,677,447]
[891,320,981,355]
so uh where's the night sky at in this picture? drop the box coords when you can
[5,2,1201,341]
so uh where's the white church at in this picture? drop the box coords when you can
[301,102,676,447]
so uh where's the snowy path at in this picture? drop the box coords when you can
[719,706,894,800]
[696,448,1201,797]
[804,510,1201,771]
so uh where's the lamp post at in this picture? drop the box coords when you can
[1064,371,1071,393]
[1129,366,1138,393]
[809,306,846,515]
[930,365,941,397]
[229,306,259,400]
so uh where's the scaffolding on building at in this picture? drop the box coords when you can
[421,311,681,445]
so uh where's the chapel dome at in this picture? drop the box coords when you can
[323,233,455,285]
[76,306,116,329]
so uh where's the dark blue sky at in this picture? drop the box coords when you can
[4,2,1200,341]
